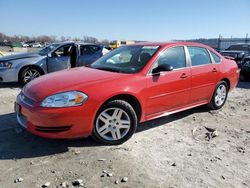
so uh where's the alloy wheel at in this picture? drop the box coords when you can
[215,84,227,106]
[23,69,40,83]
[95,107,131,141]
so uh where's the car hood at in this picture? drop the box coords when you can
[0,52,41,62]
[23,67,127,102]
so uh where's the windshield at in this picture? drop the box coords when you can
[91,45,159,73]
[227,44,249,51]
[38,43,61,55]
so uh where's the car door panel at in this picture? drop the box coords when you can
[146,69,191,117]
[47,45,72,73]
[48,56,71,72]
[190,65,218,104]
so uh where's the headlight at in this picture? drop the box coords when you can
[238,52,245,58]
[0,62,12,68]
[41,91,88,107]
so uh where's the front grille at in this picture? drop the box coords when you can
[19,92,35,106]
[35,125,72,133]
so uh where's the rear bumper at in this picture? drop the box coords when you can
[0,68,18,82]
[15,93,99,139]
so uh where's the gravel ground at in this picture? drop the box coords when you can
[0,82,249,188]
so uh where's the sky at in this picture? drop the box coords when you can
[0,0,249,41]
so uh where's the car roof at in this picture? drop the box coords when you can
[129,41,210,48]
[50,41,101,46]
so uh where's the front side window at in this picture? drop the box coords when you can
[53,45,72,57]
[151,46,186,71]
[210,51,221,63]
[188,47,211,66]
[38,43,61,56]
[91,45,159,73]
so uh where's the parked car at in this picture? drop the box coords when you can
[22,43,30,48]
[0,42,109,84]
[220,43,250,67]
[240,56,250,81]
[15,42,239,145]
[32,43,42,48]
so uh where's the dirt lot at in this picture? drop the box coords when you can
[0,82,249,188]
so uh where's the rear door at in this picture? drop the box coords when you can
[145,46,191,118]
[47,44,72,72]
[77,45,102,66]
[187,46,219,104]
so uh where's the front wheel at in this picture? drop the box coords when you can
[208,81,228,110]
[92,100,138,145]
[20,67,41,85]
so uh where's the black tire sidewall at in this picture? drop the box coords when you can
[92,100,138,145]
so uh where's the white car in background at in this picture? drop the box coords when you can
[32,43,42,48]
[22,43,30,48]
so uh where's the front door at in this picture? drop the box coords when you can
[47,45,72,72]
[145,46,191,118]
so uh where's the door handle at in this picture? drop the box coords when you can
[180,73,188,79]
[212,68,217,72]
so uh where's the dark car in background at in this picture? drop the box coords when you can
[220,44,250,68]
[0,42,109,84]
[240,56,250,81]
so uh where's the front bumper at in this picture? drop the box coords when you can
[0,68,18,82]
[15,93,99,139]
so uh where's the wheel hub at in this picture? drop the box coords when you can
[96,108,131,141]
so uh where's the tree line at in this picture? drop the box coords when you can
[0,32,110,46]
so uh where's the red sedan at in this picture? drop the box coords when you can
[16,42,239,144]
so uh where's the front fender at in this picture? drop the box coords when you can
[12,57,48,78]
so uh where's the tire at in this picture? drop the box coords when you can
[19,67,41,85]
[92,100,138,145]
[208,81,228,110]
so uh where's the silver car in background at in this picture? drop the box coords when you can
[0,42,109,84]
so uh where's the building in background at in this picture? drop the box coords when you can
[109,40,135,49]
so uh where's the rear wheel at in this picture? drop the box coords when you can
[92,100,138,145]
[208,81,228,110]
[20,67,41,85]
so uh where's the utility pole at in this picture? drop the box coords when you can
[218,34,222,51]
[245,33,249,43]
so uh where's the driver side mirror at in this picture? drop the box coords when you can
[152,64,173,74]
[47,53,52,58]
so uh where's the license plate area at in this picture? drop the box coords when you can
[15,103,27,129]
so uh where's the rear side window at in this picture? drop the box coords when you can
[188,47,212,66]
[153,46,186,70]
[80,45,101,55]
[210,51,221,63]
